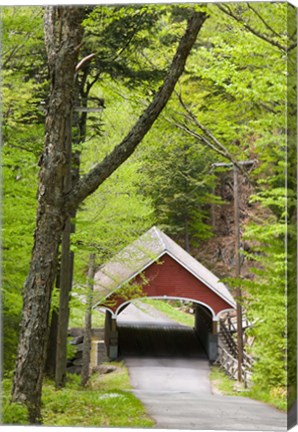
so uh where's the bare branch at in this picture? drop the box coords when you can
[172,91,254,182]
[217,4,287,52]
[176,92,236,159]
[246,3,282,39]
[164,114,229,159]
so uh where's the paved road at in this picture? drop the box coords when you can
[125,356,286,430]
[117,302,287,430]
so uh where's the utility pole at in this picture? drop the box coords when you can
[212,160,254,382]
[233,164,243,382]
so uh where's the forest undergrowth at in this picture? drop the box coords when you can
[2,362,154,427]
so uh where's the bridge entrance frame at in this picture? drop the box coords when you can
[93,227,236,361]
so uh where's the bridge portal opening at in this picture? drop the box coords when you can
[103,298,220,361]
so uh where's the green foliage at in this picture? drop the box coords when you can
[2,7,46,373]
[41,365,154,427]
[69,303,105,328]
[2,364,154,427]
[2,110,40,373]
[2,402,30,425]
[2,379,30,424]
[82,5,166,86]
[115,278,148,303]
[247,386,287,412]
[66,337,77,361]
[71,80,155,301]
[139,119,216,249]
[241,216,287,397]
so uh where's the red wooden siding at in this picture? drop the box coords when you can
[101,253,232,316]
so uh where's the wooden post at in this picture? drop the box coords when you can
[233,165,243,382]
[211,185,216,231]
[212,320,218,335]
[81,253,96,386]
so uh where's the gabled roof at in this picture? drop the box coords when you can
[93,226,236,308]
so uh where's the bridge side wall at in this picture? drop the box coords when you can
[195,305,218,362]
[104,310,118,360]
[103,254,233,316]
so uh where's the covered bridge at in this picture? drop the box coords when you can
[93,226,236,361]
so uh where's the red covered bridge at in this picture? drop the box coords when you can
[93,226,236,360]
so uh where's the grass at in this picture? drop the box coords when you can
[2,362,155,427]
[246,386,287,412]
[209,365,241,396]
[88,361,131,392]
[140,298,194,327]
[209,366,287,412]
[69,305,105,328]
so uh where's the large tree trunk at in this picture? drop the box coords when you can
[11,7,207,424]
[11,7,85,423]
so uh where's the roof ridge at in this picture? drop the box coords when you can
[153,226,167,251]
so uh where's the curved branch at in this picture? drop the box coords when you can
[65,10,208,213]
[169,117,229,159]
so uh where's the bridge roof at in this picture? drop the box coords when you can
[93,226,236,308]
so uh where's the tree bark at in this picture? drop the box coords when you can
[11,7,85,423]
[81,253,96,387]
[11,7,207,424]
[55,82,75,388]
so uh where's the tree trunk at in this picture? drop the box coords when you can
[55,219,74,388]
[11,7,207,424]
[45,267,61,377]
[184,217,190,253]
[11,7,84,423]
[44,309,58,377]
[55,63,74,388]
[81,253,96,387]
